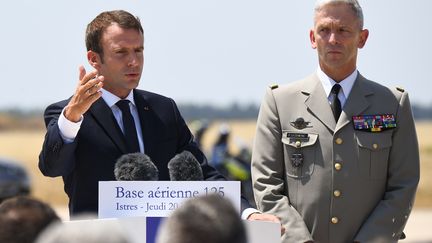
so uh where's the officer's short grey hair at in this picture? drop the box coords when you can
[314,0,364,29]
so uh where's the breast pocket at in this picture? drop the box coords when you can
[281,131,318,179]
[356,131,393,180]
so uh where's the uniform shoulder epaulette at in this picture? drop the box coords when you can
[269,84,279,90]
[396,86,405,93]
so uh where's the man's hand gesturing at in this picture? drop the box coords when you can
[64,66,104,122]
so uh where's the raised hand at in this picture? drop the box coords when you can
[64,66,104,122]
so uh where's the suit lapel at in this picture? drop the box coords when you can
[303,74,337,132]
[133,90,155,156]
[89,98,128,154]
[335,73,372,132]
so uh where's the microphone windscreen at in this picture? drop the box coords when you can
[168,150,204,181]
[114,153,159,181]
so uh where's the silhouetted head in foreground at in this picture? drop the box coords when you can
[156,194,247,243]
[0,196,60,243]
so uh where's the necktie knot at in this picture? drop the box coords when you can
[116,100,131,112]
[331,84,341,95]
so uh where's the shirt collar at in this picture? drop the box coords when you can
[101,88,136,108]
[317,67,358,99]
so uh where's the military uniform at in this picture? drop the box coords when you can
[252,73,419,243]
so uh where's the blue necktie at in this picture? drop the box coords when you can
[116,100,140,153]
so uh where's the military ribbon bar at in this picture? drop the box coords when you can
[352,114,396,132]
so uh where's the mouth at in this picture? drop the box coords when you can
[125,73,140,78]
[327,50,342,54]
[327,47,344,54]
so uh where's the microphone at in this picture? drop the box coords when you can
[167,150,204,181]
[114,153,159,181]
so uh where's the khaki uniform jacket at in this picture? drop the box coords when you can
[252,73,420,243]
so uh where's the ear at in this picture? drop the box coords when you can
[87,50,101,69]
[358,29,369,49]
[310,29,317,49]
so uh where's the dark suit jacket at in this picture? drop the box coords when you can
[39,89,246,215]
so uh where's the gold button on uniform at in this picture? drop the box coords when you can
[373,143,378,149]
[331,217,339,224]
[335,138,343,144]
[334,163,342,171]
[333,190,341,197]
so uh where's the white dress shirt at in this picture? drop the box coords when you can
[317,67,357,108]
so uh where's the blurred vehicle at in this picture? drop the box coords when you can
[0,157,31,202]
[209,124,256,207]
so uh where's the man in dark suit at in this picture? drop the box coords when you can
[39,10,281,226]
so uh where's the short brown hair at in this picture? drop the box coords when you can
[85,10,143,57]
[0,196,60,243]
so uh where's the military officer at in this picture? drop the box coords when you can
[251,0,420,242]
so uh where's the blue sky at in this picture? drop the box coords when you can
[1,0,431,109]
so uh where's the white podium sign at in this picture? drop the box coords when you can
[98,181,240,218]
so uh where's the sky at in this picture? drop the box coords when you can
[1,0,431,109]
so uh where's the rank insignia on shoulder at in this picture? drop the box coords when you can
[290,117,311,130]
[396,86,405,92]
[352,114,396,132]
[270,84,279,90]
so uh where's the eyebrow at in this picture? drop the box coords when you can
[112,46,144,51]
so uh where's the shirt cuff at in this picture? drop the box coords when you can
[241,207,261,220]
[58,108,83,143]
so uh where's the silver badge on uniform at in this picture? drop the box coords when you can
[291,152,304,168]
[290,117,311,130]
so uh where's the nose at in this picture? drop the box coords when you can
[127,53,139,67]
[329,32,339,45]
